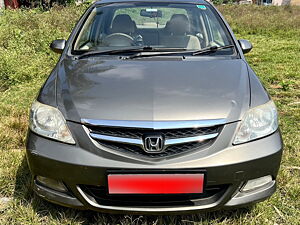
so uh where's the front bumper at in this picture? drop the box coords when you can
[26,123,283,214]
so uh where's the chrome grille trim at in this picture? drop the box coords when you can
[164,133,218,146]
[81,119,226,129]
[90,133,143,146]
[89,132,218,148]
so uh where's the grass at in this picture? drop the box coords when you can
[0,4,299,225]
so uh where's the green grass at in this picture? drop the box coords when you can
[0,4,299,225]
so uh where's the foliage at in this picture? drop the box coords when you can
[212,0,239,5]
[0,4,299,225]
[218,5,300,37]
[212,0,224,5]
[19,0,76,9]
[0,5,87,90]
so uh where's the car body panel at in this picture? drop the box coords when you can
[55,57,250,123]
[247,66,270,107]
[26,129,282,213]
[27,127,282,170]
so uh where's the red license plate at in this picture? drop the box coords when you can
[108,174,204,194]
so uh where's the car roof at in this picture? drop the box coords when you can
[94,0,209,5]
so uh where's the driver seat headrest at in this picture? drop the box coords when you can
[111,14,136,35]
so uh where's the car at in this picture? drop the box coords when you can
[26,0,283,214]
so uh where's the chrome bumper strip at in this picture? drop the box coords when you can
[90,132,218,147]
[81,119,226,129]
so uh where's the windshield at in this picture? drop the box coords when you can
[73,3,235,55]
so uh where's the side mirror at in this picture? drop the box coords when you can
[238,39,252,54]
[50,39,66,54]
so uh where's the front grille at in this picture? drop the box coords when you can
[88,126,220,139]
[100,139,212,158]
[80,184,228,207]
[86,124,222,158]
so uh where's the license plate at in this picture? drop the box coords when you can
[108,173,204,194]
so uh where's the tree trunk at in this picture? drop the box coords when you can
[4,0,20,9]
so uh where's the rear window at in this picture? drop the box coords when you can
[113,8,188,28]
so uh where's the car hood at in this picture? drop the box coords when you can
[56,57,250,124]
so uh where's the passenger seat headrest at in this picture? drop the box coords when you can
[167,14,190,35]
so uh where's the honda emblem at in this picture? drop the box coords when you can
[143,135,164,153]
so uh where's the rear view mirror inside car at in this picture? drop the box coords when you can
[140,9,162,18]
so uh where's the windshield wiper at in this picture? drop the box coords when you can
[123,45,235,59]
[191,45,235,56]
[76,45,234,60]
[123,48,188,60]
[76,47,154,59]
[76,47,186,59]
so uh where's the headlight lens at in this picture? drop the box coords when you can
[29,101,75,144]
[233,100,278,145]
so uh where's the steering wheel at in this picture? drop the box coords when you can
[103,33,134,47]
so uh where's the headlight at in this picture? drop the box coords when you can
[233,100,278,145]
[29,101,75,144]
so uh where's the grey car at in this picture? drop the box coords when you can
[26,0,283,214]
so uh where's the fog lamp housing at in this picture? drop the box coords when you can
[241,175,273,192]
[36,176,68,192]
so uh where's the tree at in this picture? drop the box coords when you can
[3,0,20,8]
[19,0,76,9]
